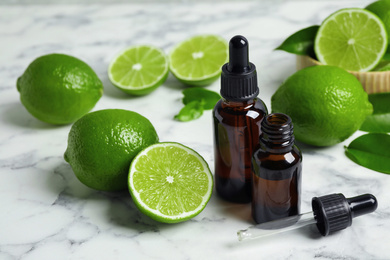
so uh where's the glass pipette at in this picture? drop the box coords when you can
[238,193,377,241]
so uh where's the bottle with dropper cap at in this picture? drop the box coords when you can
[213,35,267,203]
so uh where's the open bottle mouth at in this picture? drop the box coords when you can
[260,113,295,150]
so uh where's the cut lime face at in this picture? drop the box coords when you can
[128,142,213,223]
[314,8,388,72]
[366,0,390,42]
[108,45,169,96]
[169,35,228,86]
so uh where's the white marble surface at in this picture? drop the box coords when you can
[1,1,390,259]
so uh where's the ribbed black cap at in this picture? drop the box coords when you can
[312,193,378,236]
[220,35,259,101]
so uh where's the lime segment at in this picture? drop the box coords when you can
[169,35,228,86]
[108,45,169,96]
[314,8,388,72]
[128,142,213,223]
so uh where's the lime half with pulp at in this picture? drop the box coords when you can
[128,142,213,223]
[108,45,169,96]
[314,8,388,72]
[169,35,228,86]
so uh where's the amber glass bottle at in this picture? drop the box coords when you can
[213,35,267,203]
[251,113,302,224]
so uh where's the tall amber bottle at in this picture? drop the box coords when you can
[252,113,302,224]
[213,35,267,203]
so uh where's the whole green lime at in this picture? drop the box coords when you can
[17,54,103,125]
[366,0,390,42]
[64,109,159,191]
[271,66,373,147]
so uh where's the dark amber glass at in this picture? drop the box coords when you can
[213,98,267,203]
[251,113,302,223]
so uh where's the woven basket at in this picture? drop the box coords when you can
[296,55,390,94]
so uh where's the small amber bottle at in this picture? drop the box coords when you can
[251,113,302,224]
[213,35,267,203]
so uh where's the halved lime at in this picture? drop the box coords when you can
[108,45,169,96]
[314,8,388,72]
[366,0,390,42]
[128,142,213,223]
[169,35,228,86]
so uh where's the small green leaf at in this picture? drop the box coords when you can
[382,52,390,61]
[372,48,390,70]
[360,93,390,133]
[373,60,390,71]
[174,100,204,122]
[182,87,220,110]
[345,133,390,174]
[275,25,319,56]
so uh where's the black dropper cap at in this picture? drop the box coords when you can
[312,193,378,236]
[220,35,259,101]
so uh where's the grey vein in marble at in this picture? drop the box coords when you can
[1,1,389,259]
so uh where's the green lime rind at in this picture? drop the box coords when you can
[169,35,228,86]
[128,142,213,223]
[114,71,169,96]
[17,53,103,125]
[64,109,159,191]
[314,8,388,72]
[271,65,373,147]
[108,45,169,96]
[173,73,222,87]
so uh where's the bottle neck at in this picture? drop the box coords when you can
[222,98,256,107]
[260,113,295,153]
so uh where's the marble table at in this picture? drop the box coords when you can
[1,1,389,259]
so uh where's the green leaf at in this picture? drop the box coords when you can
[373,60,390,71]
[275,25,319,56]
[360,93,390,133]
[372,49,390,70]
[174,100,204,122]
[345,133,390,174]
[182,87,220,110]
[382,51,390,61]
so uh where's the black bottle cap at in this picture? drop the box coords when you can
[312,193,378,236]
[220,35,259,101]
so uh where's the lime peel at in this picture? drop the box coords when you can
[65,109,159,191]
[271,65,373,146]
[17,53,103,125]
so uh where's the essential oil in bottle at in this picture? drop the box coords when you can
[251,113,302,224]
[213,35,267,203]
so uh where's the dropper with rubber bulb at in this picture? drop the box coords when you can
[237,193,378,241]
[227,36,251,73]
[220,35,259,101]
